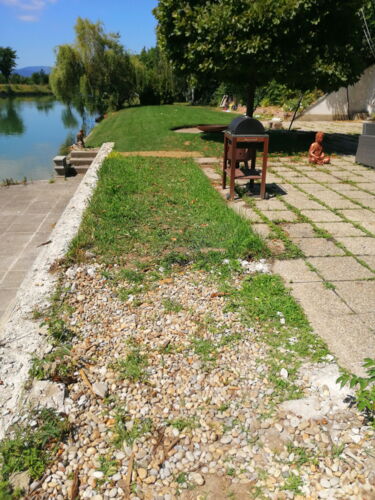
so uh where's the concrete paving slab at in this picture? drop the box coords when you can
[345,189,375,198]
[281,223,316,238]
[292,238,344,257]
[0,233,33,255]
[302,184,335,194]
[358,198,375,209]
[286,283,375,374]
[290,281,353,317]
[254,199,286,210]
[272,259,321,283]
[287,197,323,210]
[360,222,375,234]
[321,197,360,210]
[301,210,342,222]
[360,255,375,269]
[334,281,375,314]
[0,256,17,272]
[308,256,374,281]
[357,313,375,330]
[315,222,364,237]
[321,184,359,193]
[310,173,343,183]
[261,210,297,222]
[336,237,375,255]
[252,223,271,238]
[0,175,82,325]
[338,209,374,222]
[3,271,27,287]
[357,183,375,193]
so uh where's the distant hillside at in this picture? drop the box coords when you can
[13,66,52,77]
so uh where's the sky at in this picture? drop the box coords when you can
[0,0,159,68]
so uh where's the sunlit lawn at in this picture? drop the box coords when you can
[86,104,237,155]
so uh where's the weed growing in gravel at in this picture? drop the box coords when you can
[218,403,230,412]
[191,337,217,363]
[332,443,345,458]
[112,409,152,448]
[97,456,119,485]
[167,418,197,432]
[286,442,318,466]
[281,472,304,494]
[0,409,70,495]
[162,298,184,313]
[176,472,188,484]
[118,268,145,283]
[113,347,148,382]
[337,358,375,426]
[42,285,74,344]
[226,273,329,404]
[29,345,77,384]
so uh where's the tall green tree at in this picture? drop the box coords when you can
[155,0,368,116]
[0,47,17,83]
[50,18,135,115]
[135,46,184,105]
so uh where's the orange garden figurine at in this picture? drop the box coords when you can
[308,131,330,165]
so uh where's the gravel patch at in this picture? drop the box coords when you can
[28,262,375,499]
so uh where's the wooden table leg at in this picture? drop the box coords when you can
[229,138,236,200]
[260,137,268,199]
[222,136,228,189]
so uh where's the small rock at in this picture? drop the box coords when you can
[189,472,205,486]
[9,471,30,491]
[137,468,147,480]
[280,368,288,379]
[220,435,232,444]
[92,382,108,399]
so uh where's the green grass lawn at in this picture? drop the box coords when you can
[86,104,237,155]
[69,153,268,266]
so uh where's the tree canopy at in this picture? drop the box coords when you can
[50,18,135,115]
[155,0,369,115]
[0,47,17,83]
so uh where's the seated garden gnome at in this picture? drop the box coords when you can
[308,131,330,165]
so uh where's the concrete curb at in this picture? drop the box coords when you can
[0,142,114,439]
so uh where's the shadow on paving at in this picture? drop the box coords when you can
[200,129,359,155]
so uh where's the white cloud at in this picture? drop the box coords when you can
[0,0,57,19]
[17,13,38,21]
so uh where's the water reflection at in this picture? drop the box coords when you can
[0,99,25,135]
[61,106,79,129]
[35,96,56,114]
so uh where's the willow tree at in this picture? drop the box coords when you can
[50,18,135,115]
[155,0,368,116]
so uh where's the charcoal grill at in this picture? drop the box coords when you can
[222,116,269,200]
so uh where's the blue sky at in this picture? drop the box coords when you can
[0,0,159,68]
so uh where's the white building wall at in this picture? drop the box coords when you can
[301,65,375,120]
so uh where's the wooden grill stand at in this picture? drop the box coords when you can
[222,132,269,200]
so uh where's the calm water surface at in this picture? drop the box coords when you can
[0,96,94,181]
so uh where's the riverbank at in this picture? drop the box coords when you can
[0,84,53,96]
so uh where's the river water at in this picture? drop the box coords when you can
[0,96,94,181]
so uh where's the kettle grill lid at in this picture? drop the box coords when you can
[227,116,266,136]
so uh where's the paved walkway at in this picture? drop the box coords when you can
[199,155,375,376]
[0,176,82,323]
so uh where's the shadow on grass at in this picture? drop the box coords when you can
[200,130,360,155]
